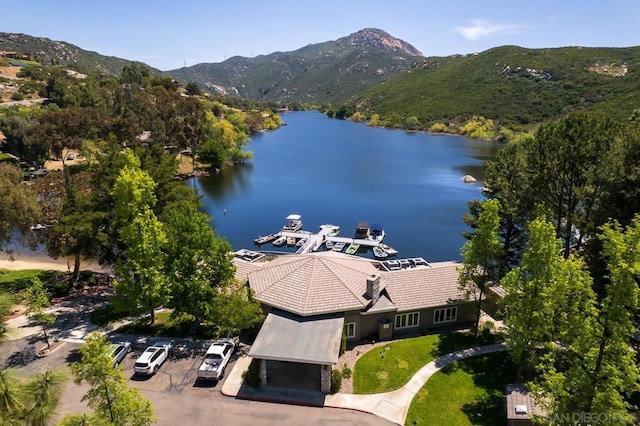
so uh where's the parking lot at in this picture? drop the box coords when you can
[120,342,234,397]
[2,336,391,425]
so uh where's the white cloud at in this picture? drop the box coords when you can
[454,20,528,41]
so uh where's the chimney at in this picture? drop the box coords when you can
[366,274,380,305]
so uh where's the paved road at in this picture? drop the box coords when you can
[2,329,391,426]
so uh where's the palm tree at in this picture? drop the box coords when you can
[23,369,67,426]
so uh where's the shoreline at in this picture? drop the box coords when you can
[0,250,112,273]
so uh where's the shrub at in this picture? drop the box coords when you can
[340,332,347,356]
[341,364,352,379]
[330,369,342,393]
[243,358,261,388]
[10,92,24,101]
[480,321,495,342]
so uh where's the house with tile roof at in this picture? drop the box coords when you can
[232,251,477,393]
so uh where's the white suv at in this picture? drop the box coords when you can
[133,342,172,375]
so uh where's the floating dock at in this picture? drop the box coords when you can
[269,227,397,256]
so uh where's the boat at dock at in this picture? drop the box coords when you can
[332,241,346,252]
[272,236,287,246]
[369,223,385,242]
[286,236,296,246]
[296,237,308,247]
[325,240,335,249]
[354,221,370,239]
[345,243,360,255]
[283,214,303,232]
[373,246,388,258]
[254,233,278,245]
[379,243,398,256]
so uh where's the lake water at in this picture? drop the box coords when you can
[193,111,502,261]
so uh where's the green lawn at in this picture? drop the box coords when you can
[0,269,59,292]
[406,351,515,426]
[353,332,493,394]
[114,311,219,339]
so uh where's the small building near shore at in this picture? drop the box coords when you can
[505,383,546,425]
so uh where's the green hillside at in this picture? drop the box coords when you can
[346,45,640,130]
[0,32,158,76]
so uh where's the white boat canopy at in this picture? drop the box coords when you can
[286,214,302,221]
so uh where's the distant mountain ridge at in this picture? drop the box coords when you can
[0,32,149,75]
[167,28,424,104]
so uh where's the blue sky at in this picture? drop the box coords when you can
[3,0,639,71]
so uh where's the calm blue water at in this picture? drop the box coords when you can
[193,111,501,261]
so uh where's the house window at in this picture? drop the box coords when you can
[394,312,420,329]
[345,322,356,339]
[433,307,458,324]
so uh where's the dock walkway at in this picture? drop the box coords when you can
[274,224,395,255]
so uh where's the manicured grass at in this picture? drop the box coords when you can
[89,304,133,326]
[353,332,493,394]
[115,311,218,339]
[406,351,515,426]
[0,269,59,292]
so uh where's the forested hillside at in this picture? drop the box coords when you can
[0,32,145,75]
[0,61,269,345]
[334,45,640,135]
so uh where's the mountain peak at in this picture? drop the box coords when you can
[338,28,423,57]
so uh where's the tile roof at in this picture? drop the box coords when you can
[232,257,264,283]
[245,252,467,316]
[383,261,467,311]
[248,252,382,316]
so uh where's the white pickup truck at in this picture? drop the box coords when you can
[197,338,236,380]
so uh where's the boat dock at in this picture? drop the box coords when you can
[257,218,398,256]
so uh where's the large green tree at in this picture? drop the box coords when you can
[528,253,599,417]
[481,134,534,271]
[46,169,104,281]
[210,282,264,336]
[71,332,156,426]
[458,199,503,336]
[502,217,562,379]
[481,113,639,273]
[528,113,627,257]
[583,218,640,420]
[162,202,234,324]
[112,150,167,324]
[0,163,41,252]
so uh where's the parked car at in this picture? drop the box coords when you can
[109,341,131,367]
[197,338,236,380]
[133,342,172,375]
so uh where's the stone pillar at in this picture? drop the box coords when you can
[259,359,267,386]
[321,365,332,393]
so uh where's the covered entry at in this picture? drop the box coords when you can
[248,310,343,393]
